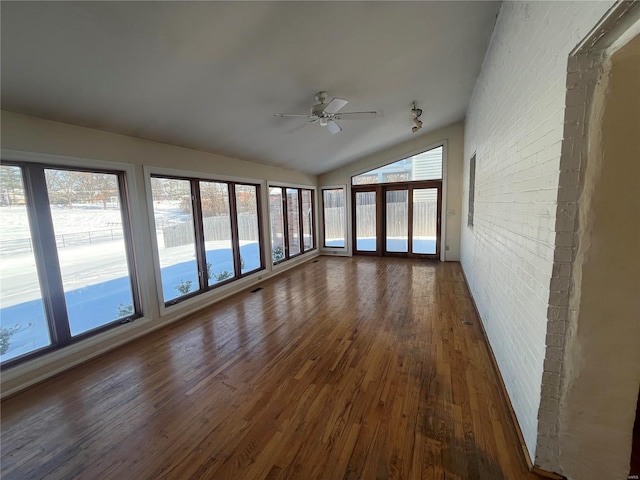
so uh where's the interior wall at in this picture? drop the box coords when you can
[460,1,614,459]
[557,33,640,480]
[1,110,317,185]
[319,121,464,261]
[0,110,318,397]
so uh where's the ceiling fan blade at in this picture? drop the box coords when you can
[274,113,314,118]
[333,111,377,120]
[326,119,342,134]
[324,97,348,114]
[285,119,317,134]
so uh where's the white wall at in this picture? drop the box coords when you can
[0,110,318,396]
[460,1,614,459]
[319,121,464,261]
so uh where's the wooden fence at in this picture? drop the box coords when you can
[324,202,438,239]
[163,214,259,248]
[164,202,438,248]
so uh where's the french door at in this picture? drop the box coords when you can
[352,181,441,259]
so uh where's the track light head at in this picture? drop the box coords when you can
[410,102,423,133]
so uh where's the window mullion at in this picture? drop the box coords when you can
[297,188,304,253]
[281,188,289,260]
[191,180,207,291]
[255,184,265,271]
[117,173,142,318]
[228,183,242,278]
[407,186,414,255]
[22,165,72,346]
[308,190,315,250]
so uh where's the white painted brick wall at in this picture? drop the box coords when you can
[460,1,613,460]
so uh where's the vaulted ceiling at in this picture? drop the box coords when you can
[1,1,500,175]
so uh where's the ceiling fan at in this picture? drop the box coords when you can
[274,91,377,134]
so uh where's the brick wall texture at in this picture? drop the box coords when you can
[460,1,613,460]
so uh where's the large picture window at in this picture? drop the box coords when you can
[0,162,140,366]
[269,186,315,264]
[150,175,264,305]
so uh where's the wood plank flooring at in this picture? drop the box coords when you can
[1,257,540,479]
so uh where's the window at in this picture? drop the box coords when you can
[351,145,443,258]
[322,188,346,248]
[1,165,51,362]
[287,189,301,256]
[150,175,264,305]
[0,162,140,366]
[200,181,234,286]
[468,153,476,227]
[269,188,285,262]
[235,184,262,275]
[151,177,199,302]
[269,186,315,264]
[301,190,314,250]
[352,145,443,185]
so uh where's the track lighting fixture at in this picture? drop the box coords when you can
[411,101,423,133]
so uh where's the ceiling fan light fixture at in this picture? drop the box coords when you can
[275,91,377,134]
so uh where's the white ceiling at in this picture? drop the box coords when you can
[1,2,500,175]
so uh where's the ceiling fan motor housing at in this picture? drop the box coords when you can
[311,103,328,116]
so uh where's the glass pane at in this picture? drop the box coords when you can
[269,188,285,263]
[413,188,438,254]
[150,177,199,303]
[45,169,136,336]
[386,190,408,253]
[235,184,261,274]
[0,166,51,361]
[355,191,376,251]
[301,190,314,251]
[286,189,300,256]
[322,188,345,248]
[352,146,443,185]
[200,181,234,285]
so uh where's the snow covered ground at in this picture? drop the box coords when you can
[0,202,260,362]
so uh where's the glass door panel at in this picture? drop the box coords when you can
[355,191,376,251]
[322,188,345,248]
[412,188,438,255]
[385,189,408,253]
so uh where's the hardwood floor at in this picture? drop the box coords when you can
[1,256,540,480]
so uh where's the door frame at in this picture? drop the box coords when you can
[352,180,442,259]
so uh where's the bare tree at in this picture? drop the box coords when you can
[0,165,24,206]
